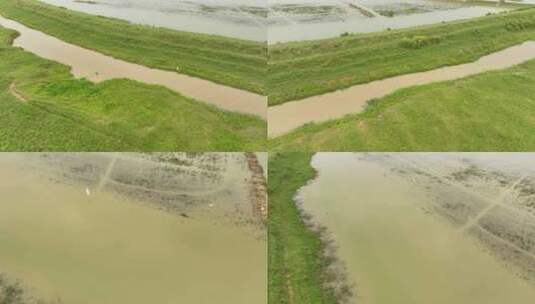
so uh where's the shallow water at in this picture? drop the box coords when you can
[268,0,503,43]
[0,153,267,304]
[39,0,267,41]
[298,153,535,304]
[0,15,267,118]
[268,41,535,136]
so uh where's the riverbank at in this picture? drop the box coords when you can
[0,0,266,95]
[269,57,535,151]
[268,152,349,303]
[0,27,266,151]
[268,7,535,105]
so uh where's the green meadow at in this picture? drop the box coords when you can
[0,28,265,151]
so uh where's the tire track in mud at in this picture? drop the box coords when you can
[96,152,117,193]
[459,174,529,233]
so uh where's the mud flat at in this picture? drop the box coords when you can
[0,153,266,304]
[297,153,535,303]
[268,0,502,43]
[0,16,267,119]
[268,41,535,137]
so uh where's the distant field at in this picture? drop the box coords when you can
[0,27,266,151]
[270,59,535,151]
[269,152,343,304]
[0,0,266,94]
[268,7,535,105]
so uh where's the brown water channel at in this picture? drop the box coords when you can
[0,153,267,304]
[268,41,535,137]
[297,153,535,304]
[0,16,267,119]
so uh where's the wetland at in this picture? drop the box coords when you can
[296,153,535,303]
[0,153,267,304]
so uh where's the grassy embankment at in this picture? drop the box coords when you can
[0,28,265,151]
[0,0,266,94]
[270,58,535,151]
[268,7,535,105]
[269,153,344,304]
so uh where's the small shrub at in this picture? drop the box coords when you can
[399,35,441,49]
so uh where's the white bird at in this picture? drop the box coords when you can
[85,187,91,196]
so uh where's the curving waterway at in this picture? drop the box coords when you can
[0,15,267,119]
[268,41,535,137]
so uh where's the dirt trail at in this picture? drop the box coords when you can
[8,82,27,102]
[268,41,535,137]
[0,15,267,119]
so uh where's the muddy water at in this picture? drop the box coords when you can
[268,41,535,136]
[297,153,535,304]
[38,0,267,41]
[0,154,266,304]
[0,16,267,118]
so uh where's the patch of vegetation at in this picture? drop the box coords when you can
[269,152,348,304]
[0,0,266,94]
[0,27,265,151]
[269,58,535,151]
[399,35,441,49]
[0,274,57,304]
[268,8,535,105]
[505,18,535,31]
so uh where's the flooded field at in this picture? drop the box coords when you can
[38,0,267,41]
[297,153,535,303]
[268,0,505,42]
[268,41,535,136]
[0,16,267,118]
[0,153,266,304]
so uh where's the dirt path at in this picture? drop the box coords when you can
[268,41,535,137]
[0,16,267,119]
[8,82,27,102]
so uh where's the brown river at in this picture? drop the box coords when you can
[0,16,267,119]
[297,153,535,304]
[0,153,267,304]
[268,41,535,137]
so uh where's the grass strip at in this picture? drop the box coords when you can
[268,152,341,304]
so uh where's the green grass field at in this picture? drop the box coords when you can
[268,7,535,105]
[0,0,266,94]
[270,58,535,151]
[269,152,343,304]
[0,27,265,151]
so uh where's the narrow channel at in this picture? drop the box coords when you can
[268,41,535,137]
[0,16,267,119]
